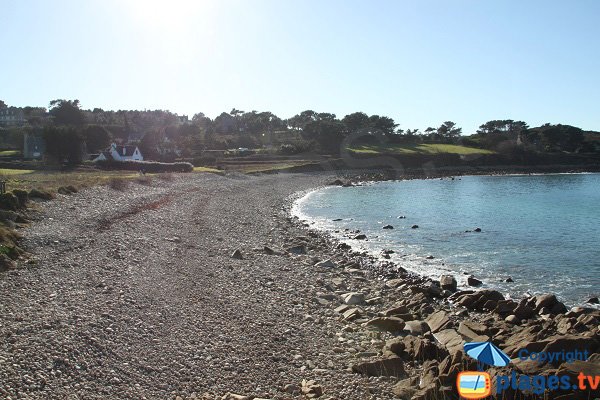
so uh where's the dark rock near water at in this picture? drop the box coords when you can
[382,224,394,229]
[467,276,483,286]
[411,225,419,229]
[353,234,367,240]
[439,275,457,292]
[505,276,514,282]
[474,227,482,232]
[587,297,599,304]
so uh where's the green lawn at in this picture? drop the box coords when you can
[192,166,223,173]
[0,150,21,157]
[348,143,495,155]
[0,168,35,175]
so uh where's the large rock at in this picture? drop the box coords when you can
[392,377,418,399]
[351,356,406,378]
[458,322,489,342]
[433,329,465,355]
[425,310,452,333]
[342,292,365,305]
[402,336,449,362]
[504,334,599,361]
[439,275,457,292]
[365,317,406,333]
[404,320,431,336]
[384,305,410,317]
[455,290,505,311]
[467,276,483,286]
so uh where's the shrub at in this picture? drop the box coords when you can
[0,193,19,210]
[96,159,193,173]
[57,186,78,195]
[12,189,28,207]
[29,188,54,201]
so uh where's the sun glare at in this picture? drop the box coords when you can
[126,0,208,30]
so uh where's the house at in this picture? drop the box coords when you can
[23,131,45,159]
[0,107,26,127]
[94,143,143,162]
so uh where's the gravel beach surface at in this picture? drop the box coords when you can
[0,173,399,399]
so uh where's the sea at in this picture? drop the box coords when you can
[292,173,600,306]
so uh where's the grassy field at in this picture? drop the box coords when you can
[0,150,21,157]
[348,143,495,155]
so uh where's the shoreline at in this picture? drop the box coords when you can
[289,173,600,309]
[0,171,598,399]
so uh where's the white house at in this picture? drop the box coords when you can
[94,143,143,162]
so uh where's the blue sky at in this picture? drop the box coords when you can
[1,0,599,134]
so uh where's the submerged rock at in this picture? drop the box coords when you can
[382,224,394,229]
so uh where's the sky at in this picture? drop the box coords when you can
[1,0,600,134]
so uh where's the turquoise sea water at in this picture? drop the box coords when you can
[293,174,600,306]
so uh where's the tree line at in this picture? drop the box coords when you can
[1,99,598,164]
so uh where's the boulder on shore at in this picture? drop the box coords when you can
[439,275,457,292]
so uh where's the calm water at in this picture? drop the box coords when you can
[293,174,600,306]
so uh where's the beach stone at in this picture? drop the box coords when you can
[439,275,457,292]
[411,225,419,229]
[505,315,520,324]
[384,337,406,356]
[404,320,431,336]
[315,259,335,268]
[425,310,451,333]
[231,249,243,259]
[342,308,362,321]
[382,224,394,229]
[365,317,405,333]
[221,394,250,400]
[263,246,275,255]
[467,276,483,286]
[342,292,365,305]
[351,356,406,378]
[513,301,536,320]
[587,297,599,304]
[287,244,307,254]
[353,234,367,240]
[300,379,323,398]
